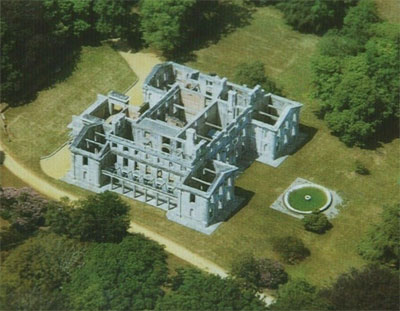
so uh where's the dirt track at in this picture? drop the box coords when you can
[118,51,161,106]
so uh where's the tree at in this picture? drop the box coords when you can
[155,268,266,311]
[302,212,332,234]
[69,191,130,243]
[231,254,288,290]
[0,233,86,310]
[271,279,330,310]
[42,0,93,40]
[311,0,398,147]
[0,151,5,165]
[341,0,380,49]
[0,0,81,104]
[0,0,139,104]
[0,187,48,234]
[140,0,197,55]
[272,236,310,264]
[234,61,280,94]
[354,160,370,175]
[276,0,358,35]
[45,199,73,235]
[93,0,136,39]
[322,265,399,310]
[66,234,168,310]
[358,204,399,269]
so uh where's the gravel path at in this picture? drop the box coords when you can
[118,51,161,106]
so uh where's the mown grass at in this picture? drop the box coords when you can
[375,0,400,24]
[1,44,135,195]
[127,5,399,286]
[288,187,327,211]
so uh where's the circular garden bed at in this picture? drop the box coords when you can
[283,184,332,214]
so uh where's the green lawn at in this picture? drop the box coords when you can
[1,44,135,195]
[126,5,399,286]
[288,187,327,211]
[375,0,400,24]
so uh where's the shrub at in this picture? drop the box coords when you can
[234,61,280,94]
[257,258,288,289]
[0,150,5,165]
[302,212,332,233]
[355,160,370,175]
[272,236,310,264]
[271,278,331,310]
[231,254,288,290]
[0,187,48,234]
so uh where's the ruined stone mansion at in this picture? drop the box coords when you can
[65,62,302,234]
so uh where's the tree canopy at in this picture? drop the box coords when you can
[66,234,168,311]
[0,233,86,310]
[234,61,280,94]
[140,0,197,55]
[276,0,358,35]
[155,268,266,311]
[322,265,400,310]
[0,0,138,104]
[271,278,330,311]
[70,191,130,243]
[231,254,288,290]
[358,204,399,269]
[311,0,399,147]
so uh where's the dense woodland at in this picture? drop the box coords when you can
[1,0,398,147]
[0,187,398,310]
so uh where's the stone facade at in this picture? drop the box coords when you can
[65,62,302,234]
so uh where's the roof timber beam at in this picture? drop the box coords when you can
[205,122,222,130]
[191,177,212,186]
[258,111,279,120]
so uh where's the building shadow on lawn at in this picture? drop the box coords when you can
[289,124,318,155]
[227,186,255,221]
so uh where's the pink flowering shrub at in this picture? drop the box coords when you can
[0,187,48,233]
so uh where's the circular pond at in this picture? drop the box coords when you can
[283,184,332,214]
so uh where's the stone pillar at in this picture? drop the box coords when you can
[227,90,237,120]
[267,131,277,160]
[201,200,209,226]
[71,154,76,179]
[184,128,196,157]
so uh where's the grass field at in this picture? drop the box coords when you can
[375,0,400,23]
[1,45,135,195]
[2,3,399,288]
[126,5,399,286]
